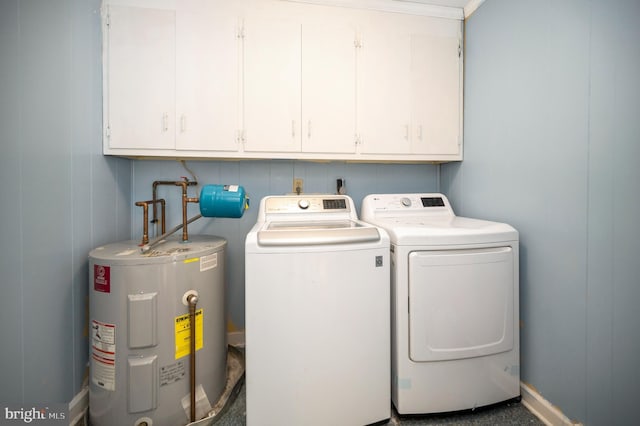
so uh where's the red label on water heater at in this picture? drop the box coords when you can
[94,265,110,293]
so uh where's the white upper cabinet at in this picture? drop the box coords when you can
[105,5,175,150]
[357,22,412,154]
[357,13,462,157]
[175,6,240,152]
[301,22,357,154]
[243,18,302,153]
[102,0,466,162]
[104,2,241,153]
[243,18,357,154]
[410,32,461,155]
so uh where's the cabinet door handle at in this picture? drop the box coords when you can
[308,120,311,139]
[180,115,187,133]
[292,120,296,138]
[162,113,169,132]
[417,125,422,140]
[404,125,409,140]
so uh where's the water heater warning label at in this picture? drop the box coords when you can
[160,360,186,386]
[91,320,116,391]
[200,253,218,271]
[175,309,203,359]
[94,265,110,293]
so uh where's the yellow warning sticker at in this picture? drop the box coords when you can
[174,309,203,360]
[183,257,200,264]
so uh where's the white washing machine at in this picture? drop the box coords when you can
[361,193,520,414]
[245,195,390,426]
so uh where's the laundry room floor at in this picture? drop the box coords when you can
[215,380,545,425]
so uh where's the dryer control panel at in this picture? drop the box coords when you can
[361,193,455,218]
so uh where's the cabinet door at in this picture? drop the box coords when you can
[302,23,357,154]
[105,5,175,150]
[410,34,461,155]
[357,28,412,154]
[176,10,240,151]
[243,18,302,153]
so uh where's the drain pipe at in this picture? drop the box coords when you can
[187,293,199,423]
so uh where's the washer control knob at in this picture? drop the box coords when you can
[298,199,310,210]
[401,197,412,207]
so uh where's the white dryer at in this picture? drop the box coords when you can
[361,193,520,414]
[245,195,390,426]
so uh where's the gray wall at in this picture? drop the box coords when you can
[0,0,132,404]
[4,1,637,421]
[442,0,640,424]
[0,0,439,405]
[131,160,439,329]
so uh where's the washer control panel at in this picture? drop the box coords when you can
[298,199,310,210]
[263,195,351,215]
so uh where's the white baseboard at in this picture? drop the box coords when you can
[227,330,245,348]
[68,386,89,426]
[520,382,581,426]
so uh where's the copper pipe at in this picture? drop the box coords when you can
[140,214,202,253]
[135,199,166,245]
[178,180,199,242]
[135,201,149,245]
[187,294,199,423]
[181,182,188,241]
[152,179,198,242]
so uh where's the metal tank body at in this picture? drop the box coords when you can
[89,235,227,426]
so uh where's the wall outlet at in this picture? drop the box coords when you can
[293,178,303,195]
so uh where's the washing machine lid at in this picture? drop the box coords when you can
[257,219,380,246]
[368,216,517,246]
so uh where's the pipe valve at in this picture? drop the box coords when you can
[182,290,199,307]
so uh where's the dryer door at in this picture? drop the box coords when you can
[408,247,514,362]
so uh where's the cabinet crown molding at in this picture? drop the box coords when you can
[280,0,485,20]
